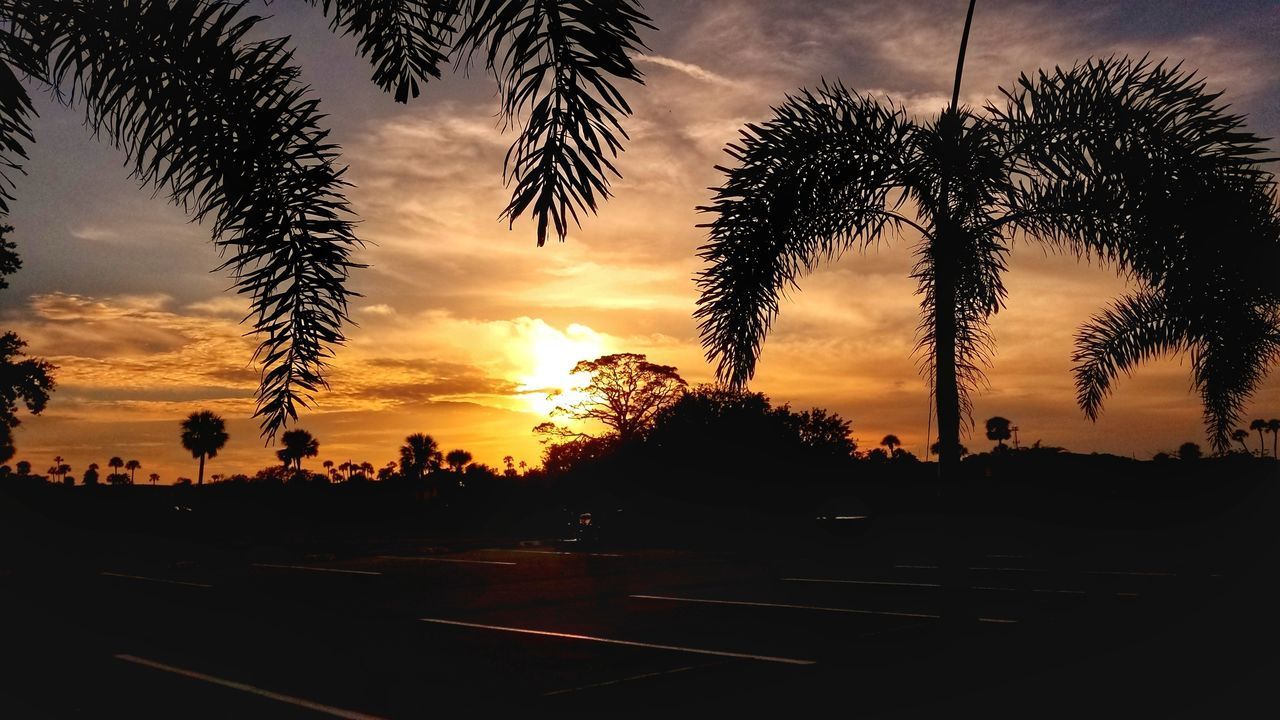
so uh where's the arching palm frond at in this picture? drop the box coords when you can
[696,85,916,389]
[1192,306,1280,452]
[0,61,32,217]
[13,0,362,438]
[307,0,462,103]
[454,0,653,245]
[1072,290,1190,421]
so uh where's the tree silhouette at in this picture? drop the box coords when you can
[14,460,28,476]
[930,441,968,458]
[538,353,687,444]
[400,433,441,482]
[83,463,99,486]
[56,463,71,485]
[1178,442,1203,461]
[0,227,55,462]
[147,472,159,485]
[125,459,141,483]
[1268,419,1280,460]
[180,410,228,485]
[445,449,473,473]
[695,1,1279,478]
[985,416,1012,449]
[0,2,654,437]
[880,435,901,456]
[1250,419,1268,457]
[277,429,319,470]
[108,456,124,480]
[1231,428,1252,455]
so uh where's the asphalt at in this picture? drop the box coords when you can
[1,490,1277,718]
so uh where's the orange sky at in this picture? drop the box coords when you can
[2,1,1277,481]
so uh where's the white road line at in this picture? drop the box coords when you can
[1084,570,1175,577]
[101,572,212,589]
[114,654,388,720]
[784,577,941,589]
[631,594,940,620]
[1031,588,1087,596]
[251,563,381,576]
[978,618,1018,624]
[485,549,624,558]
[543,665,703,696]
[419,618,816,665]
[894,564,939,570]
[375,556,516,566]
[970,586,1085,596]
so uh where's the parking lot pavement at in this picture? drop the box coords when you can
[1,512,1275,717]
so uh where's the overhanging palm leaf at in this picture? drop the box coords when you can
[3,0,361,437]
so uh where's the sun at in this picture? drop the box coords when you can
[515,323,606,416]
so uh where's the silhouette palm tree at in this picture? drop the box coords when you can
[15,460,28,476]
[1268,419,1280,460]
[1250,419,1268,457]
[180,410,229,485]
[695,0,1279,478]
[880,435,901,456]
[323,459,334,478]
[1231,428,1252,455]
[445,449,473,473]
[108,456,124,479]
[0,2,653,438]
[400,433,441,482]
[278,429,319,471]
[147,472,159,486]
[985,417,1012,449]
[125,459,141,483]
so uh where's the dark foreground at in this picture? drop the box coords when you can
[2,476,1279,717]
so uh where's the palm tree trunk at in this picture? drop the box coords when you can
[198,453,205,485]
[933,244,963,480]
[1258,430,1266,457]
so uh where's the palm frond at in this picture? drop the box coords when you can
[1072,290,1190,421]
[22,0,362,438]
[0,16,41,217]
[695,84,916,388]
[307,0,462,103]
[1192,306,1280,452]
[455,0,652,245]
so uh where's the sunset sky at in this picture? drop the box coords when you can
[3,0,1278,481]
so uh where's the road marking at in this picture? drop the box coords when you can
[419,618,816,665]
[784,577,941,589]
[484,549,624,558]
[114,654,388,720]
[375,555,516,566]
[631,594,940,619]
[978,618,1019,624]
[894,564,939,570]
[543,664,704,696]
[969,567,1046,573]
[1031,588,1087,596]
[101,572,212,589]
[251,563,381,576]
[1085,570,1175,577]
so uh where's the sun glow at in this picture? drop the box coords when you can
[515,322,607,416]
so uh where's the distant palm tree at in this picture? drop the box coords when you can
[360,462,374,478]
[323,459,333,474]
[1268,419,1280,460]
[108,456,124,479]
[880,435,901,456]
[125,459,141,483]
[1231,429,1252,455]
[1250,419,1269,457]
[400,433,441,482]
[985,417,1013,449]
[147,472,159,485]
[56,463,71,484]
[445,449,473,473]
[52,455,63,482]
[85,462,99,486]
[0,1,653,439]
[278,429,319,471]
[15,460,29,476]
[180,410,229,485]
[695,1,1280,477]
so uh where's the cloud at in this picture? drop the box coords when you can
[635,54,744,88]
